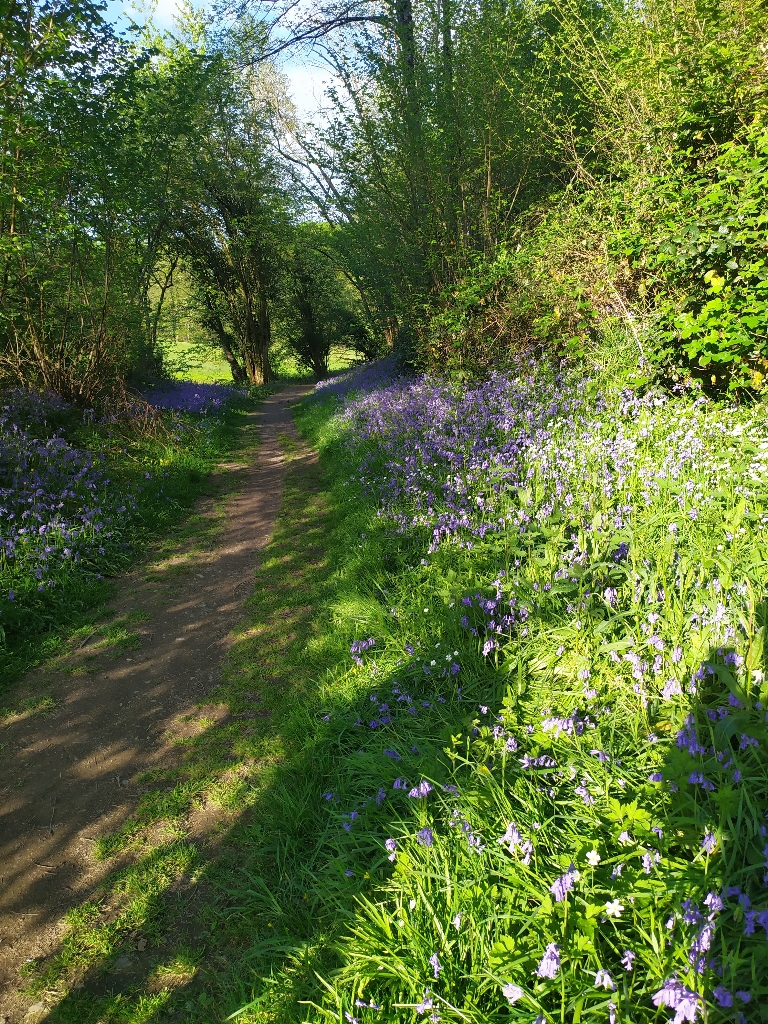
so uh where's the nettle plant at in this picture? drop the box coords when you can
[307,357,768,1022]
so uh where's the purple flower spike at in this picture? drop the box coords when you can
[701,831,717,854]
[408,779,434,799]
[712,988,733,1008]
[536,943,560,979]
[620,950,636,970]
[652,978,703,1022]
[417,827,434,848]
[549,864,579,902]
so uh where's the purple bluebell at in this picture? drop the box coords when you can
[652,978,703,1021]
[549,864,579,902]
[417,827,434,848]
[536,943,560,979]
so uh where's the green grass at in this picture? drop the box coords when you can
[161,340,234,383]
[159,339,364,385]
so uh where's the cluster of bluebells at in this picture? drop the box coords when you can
[308,359,768,1021]
[0,389,130,601]
[141,381,247,414]
[1,383,239,616]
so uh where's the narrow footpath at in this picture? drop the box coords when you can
[0,384,312,1023]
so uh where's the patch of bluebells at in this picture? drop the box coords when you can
[141,381,247,414]
[307,358,768,1020]
[1,384,239,626]
[1,389,132,604]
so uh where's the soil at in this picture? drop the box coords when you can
[0,384,312,1022]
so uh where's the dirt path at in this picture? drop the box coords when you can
[0,384,312,1022]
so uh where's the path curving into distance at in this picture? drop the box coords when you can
[0,384,313,1021]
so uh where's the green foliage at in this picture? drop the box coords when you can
[280,347,768,1021]
[636,116,768,390]
[275,224,379,379]
[295,0,767,388]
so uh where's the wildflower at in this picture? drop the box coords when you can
[385,838,397,861]
[701,832,716,854]
[498,821,533,863]
[663,678,682,699]
[618,831,632,845]
[536,943,560,979]
[417,827,434,848]
[415,991,433,1014]
[594,969,615,991]
[575,782,595,805]
[688,772,715,791]
[652,978,703,1023]
[344,1013,359,1024]
[586,850,601,866]
[621,950,636,970]
[550,864,579,902]
[712,988,732,1008]
[605,899,624,918]
[501,983,523,1004]
[408,780,434,799]
[429,953,442,978]
[649,772,664,782]
[608,1002,617,1024]
[736,991,751,1003]
[393,777,408,790]
[451,912,462,930]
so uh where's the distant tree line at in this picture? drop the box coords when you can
[2,0,765,398]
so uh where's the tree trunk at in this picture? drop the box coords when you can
[241,286,273,385]
[203,294,247,383]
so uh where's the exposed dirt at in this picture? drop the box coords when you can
[0,384,312,1022]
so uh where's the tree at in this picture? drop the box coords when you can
[276,223,374,379]
[153,14,293,385]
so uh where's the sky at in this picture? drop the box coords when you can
[104,0,329,119]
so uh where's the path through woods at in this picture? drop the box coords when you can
[0,384,312,1023]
